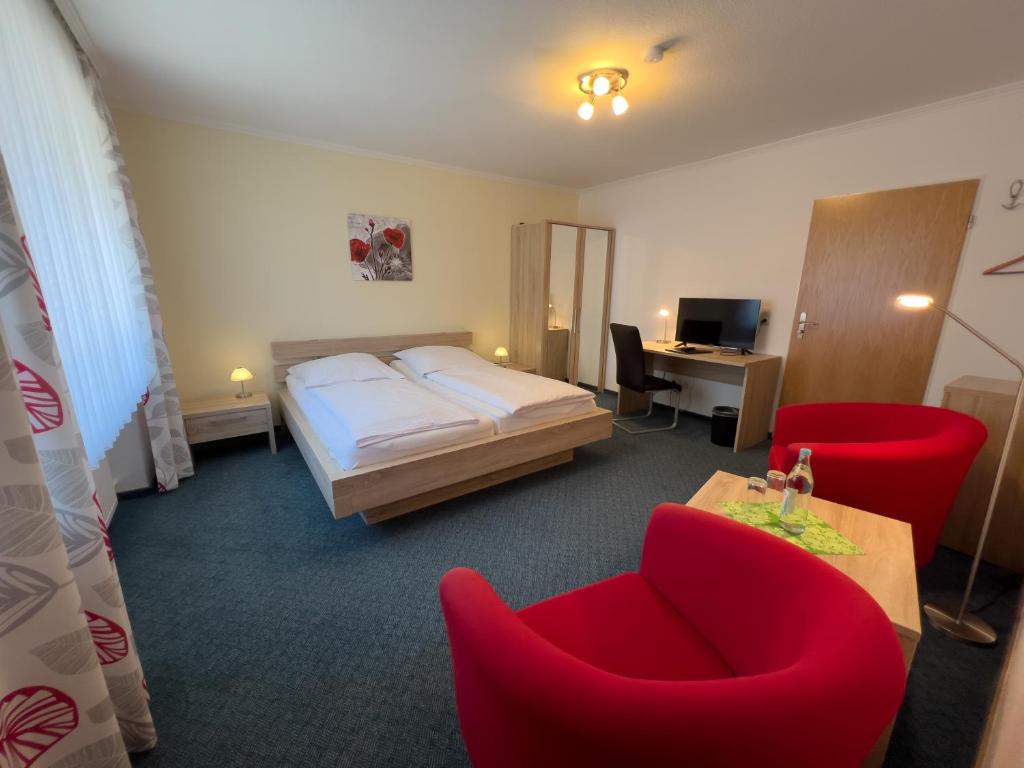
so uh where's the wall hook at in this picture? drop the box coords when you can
[1002,179,1023,210]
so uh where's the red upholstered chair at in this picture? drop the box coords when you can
[770,402,987,567]
[439,504,906,768]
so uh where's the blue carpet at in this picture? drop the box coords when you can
[111,397,1018,767]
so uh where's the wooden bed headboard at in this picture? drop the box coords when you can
[270,331,473,384]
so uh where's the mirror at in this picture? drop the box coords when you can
[546,224,577,380]
[575,228,609,388]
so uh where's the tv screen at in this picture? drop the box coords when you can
[675,298,762,351]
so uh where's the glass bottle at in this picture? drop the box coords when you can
[779,448,813,535]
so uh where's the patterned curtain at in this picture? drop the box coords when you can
[0,163,155,762]
[67,11,194,492]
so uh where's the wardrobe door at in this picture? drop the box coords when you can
[545,224,577,380]
[574,227,611,390]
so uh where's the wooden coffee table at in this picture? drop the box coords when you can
[687,471,921,766]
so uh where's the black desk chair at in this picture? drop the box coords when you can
[609,323,681,433]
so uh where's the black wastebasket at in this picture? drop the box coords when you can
[710,406,739,447]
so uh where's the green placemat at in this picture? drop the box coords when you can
[717,501,864,556]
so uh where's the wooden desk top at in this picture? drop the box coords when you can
[687,471,921,645]
[642,340,780,367]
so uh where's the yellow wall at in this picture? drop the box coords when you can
[113,110,579,405]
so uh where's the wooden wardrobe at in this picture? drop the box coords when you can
[510,221,614,390]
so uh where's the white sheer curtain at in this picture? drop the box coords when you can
[0,0,154,466]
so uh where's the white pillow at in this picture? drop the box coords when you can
[287,353,403,388]
[393,345,492,376]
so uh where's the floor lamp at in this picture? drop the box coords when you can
[896,294,1024,646]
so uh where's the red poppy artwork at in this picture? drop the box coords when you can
[347,213,412,281]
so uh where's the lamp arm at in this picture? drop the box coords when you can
[934,304,1024,375]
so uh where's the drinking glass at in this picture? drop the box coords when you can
[766,470,787,492]
[747,476,767,503]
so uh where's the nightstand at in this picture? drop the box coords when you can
[181,392,276,454]
[504,363,537,373]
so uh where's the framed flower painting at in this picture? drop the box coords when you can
[348,213,412,281]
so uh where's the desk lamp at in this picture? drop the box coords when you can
[896,293,1023,645]
[657,308,671,343]
[230,367,254,399]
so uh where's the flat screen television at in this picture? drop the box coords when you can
[675,298,762,352]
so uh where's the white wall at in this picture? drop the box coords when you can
[106,405,155,493]
[580,83,1024,415]
[114,110,578,406]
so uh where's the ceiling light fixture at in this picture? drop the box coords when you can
[577,96,595,121]
[577,68,629,121]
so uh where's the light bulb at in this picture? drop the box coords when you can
[577,100,594,120]
[593,75,611,96]
[612,94,629,115]
[895,294,934,309]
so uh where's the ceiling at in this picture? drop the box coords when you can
[68,0,1024,188]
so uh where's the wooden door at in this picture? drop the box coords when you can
[780,180,978,405]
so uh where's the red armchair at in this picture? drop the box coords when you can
[770,402,987,566]
[440,504,906,768]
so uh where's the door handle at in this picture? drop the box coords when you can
[797,311,818,339]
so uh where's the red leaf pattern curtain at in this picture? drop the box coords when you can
[0,165,155,762]
[71,26,193,492]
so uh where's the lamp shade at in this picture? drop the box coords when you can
[658,308,670,318]
[494,346,509,359]
[230,367,254,383]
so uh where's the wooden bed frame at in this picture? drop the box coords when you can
[271,331,613,523]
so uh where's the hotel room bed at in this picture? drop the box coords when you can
[286,374,494,469]
[389,359,598,433]
[272,331,612,524]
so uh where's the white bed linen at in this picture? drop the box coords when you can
[425,365,593,415]
[307,377,479,448]
[390,361,598,433]
[286,376,493,470]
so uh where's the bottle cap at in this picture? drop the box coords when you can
[798,447,812,459]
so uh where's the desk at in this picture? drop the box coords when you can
[616,341,782,451]
[687,471,920,767]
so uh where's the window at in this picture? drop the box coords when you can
[0,0,154,465]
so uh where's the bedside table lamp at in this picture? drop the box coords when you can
[897,293,1024,646]
[658,308,671,343]
[494,346,510,367]
[230,367,254,399]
